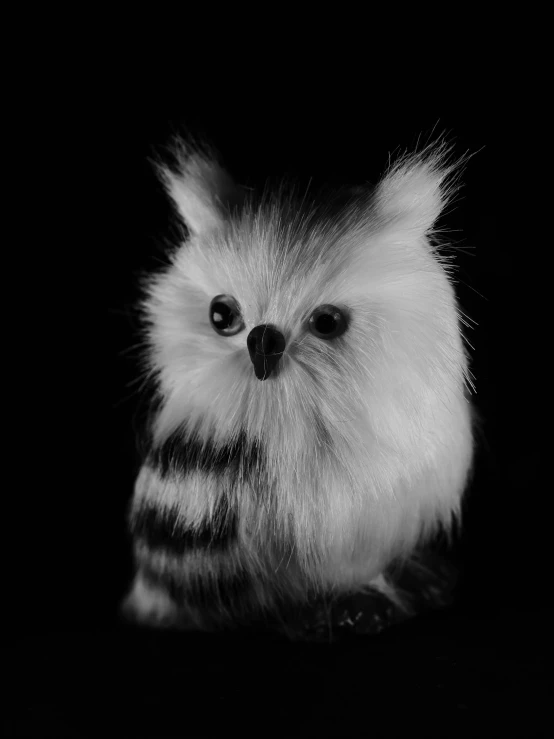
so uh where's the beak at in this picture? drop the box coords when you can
[247,325,286,381]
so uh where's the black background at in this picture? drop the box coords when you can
[7,75,551,737]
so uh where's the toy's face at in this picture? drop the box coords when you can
[150,208,362,440]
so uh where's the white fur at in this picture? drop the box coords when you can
[122,572,180,626]
[127,141,473,624]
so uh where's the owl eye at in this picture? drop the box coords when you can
[308,304,348,340]
[209,295,245,336]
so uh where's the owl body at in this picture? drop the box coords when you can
[124,142,474,635]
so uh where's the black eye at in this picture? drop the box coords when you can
[308,304,348,340]
[209,295,245,336]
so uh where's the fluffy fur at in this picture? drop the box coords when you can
[123,140,474,635]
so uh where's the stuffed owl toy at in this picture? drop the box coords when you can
[123,140,474,640]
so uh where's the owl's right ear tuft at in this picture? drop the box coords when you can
[156,141,242,237]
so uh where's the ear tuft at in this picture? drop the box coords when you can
[376,141,463,236]
[156,140,242,237]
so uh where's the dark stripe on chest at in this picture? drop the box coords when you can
[148,429,263,483]
[130,497,237,555]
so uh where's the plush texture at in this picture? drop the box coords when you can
[123,140,474,637]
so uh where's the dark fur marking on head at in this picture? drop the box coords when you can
[130,498,236,555]
[148,428,264,484]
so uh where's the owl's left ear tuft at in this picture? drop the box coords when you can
[375,141,464,237]
[156,140,243,237]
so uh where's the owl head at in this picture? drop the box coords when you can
[139,141,473,586]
